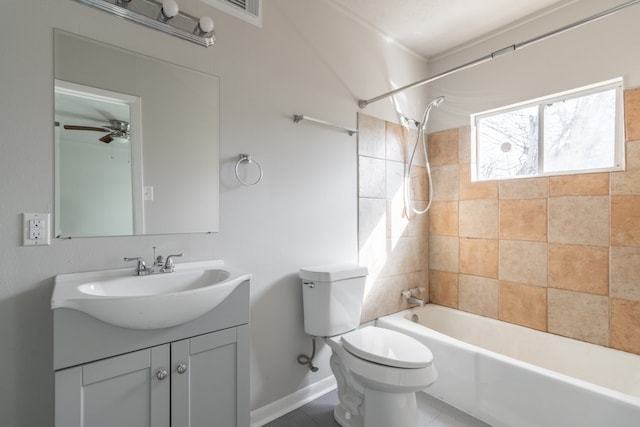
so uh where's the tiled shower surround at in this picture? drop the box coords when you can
[358,87,640,356]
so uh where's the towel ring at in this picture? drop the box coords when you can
[234,154,263,186]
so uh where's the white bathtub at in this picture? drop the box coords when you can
[377,304,640,427]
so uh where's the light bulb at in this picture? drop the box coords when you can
[161,0,179,18]
[199,16,214,33]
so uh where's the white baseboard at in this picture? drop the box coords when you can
[250,376,337,427]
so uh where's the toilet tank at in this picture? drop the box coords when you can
[300,264,368,337]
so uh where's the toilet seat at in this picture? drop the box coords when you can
[325,328,437,393]
[340,326,433,368]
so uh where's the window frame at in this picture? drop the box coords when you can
[470,78,625,181]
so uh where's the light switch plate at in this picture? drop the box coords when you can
[23,213,51,246]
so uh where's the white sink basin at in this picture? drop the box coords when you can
[52,260,250,330]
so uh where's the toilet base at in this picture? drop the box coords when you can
[334,404,362,427]
[333,390,420,427]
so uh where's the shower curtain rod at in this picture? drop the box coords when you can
[358,0,640,108]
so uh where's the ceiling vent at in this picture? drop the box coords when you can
[200,0,262,27]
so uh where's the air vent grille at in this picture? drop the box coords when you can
[227,0,246,9]
[227,0,259,17]
[201,0,261,24]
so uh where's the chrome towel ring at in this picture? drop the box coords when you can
[234,154,263,186]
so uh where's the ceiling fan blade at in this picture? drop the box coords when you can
[64,125,109,132]
[99,134,114,143]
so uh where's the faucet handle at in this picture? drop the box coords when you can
[124,257,147,276]
[163,253,184,272]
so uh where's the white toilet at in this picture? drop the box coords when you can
[300,264,437,427]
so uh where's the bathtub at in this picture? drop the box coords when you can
[376,304,640,427]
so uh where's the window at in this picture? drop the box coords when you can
[471,79,624,181]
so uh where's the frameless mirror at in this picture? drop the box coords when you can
[54,30,219,237]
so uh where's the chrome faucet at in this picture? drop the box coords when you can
[406,296,425,307]
[124,251,184,275]
[401,289,425,307]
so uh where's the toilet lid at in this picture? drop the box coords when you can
[340,326,433,369]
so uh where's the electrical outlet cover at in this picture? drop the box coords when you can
[23,213,51,246]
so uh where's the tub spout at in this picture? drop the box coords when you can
[401,290,425,307]
[407,296,425,307]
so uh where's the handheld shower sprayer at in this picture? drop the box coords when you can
[404,95,445,217]
[419,96,445,129]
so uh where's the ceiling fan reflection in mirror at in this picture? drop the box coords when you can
[60,120,130,143]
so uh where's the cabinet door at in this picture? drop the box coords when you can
[171,325,249,427]
[56,345,170,427]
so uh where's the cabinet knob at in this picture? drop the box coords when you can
[176,363,187,374]
[156,369,168,380]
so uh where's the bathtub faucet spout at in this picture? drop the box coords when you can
[407,296,425,307]
[401,290,425,307]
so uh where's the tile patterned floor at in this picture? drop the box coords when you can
[264,389,492,427]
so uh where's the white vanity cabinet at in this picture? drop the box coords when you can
[53,274,250,427]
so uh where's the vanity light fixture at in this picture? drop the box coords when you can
[74,0,216,47]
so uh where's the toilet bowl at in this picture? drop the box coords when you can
[326,326,437,427]
[300,264,437,427]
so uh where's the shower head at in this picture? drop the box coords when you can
[419,95,445,129]
[430,96,445,108]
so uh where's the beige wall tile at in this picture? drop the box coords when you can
[499,240,548,286]
[359,198,386,251]
[459,199,498,239]
[499,281,547,331]
[459,163,498,200]
[358,156,386,198]
[431,165,459,201]
[428,129,459,166]
[499,199,547,241]
[386,160,404,203]
[409,165,428,202]
[383,236,428,278]
[548,196,610,246]
[548,244,608,295]
[386,121,408,162]
[625,140,640,170]
[460,238,498,279]
[429,270,458,308]
[611,169,640,196]
[611,140,640,195]
[624,87,640,142]
[406,127,425,166]
[387,197,409,240]
[359,236,387,280]
[610,245,640,302]
[361,270,428,323]
[361,118,640,356]
[458,126,471,165]
[359,196,388,281]
[357,113,385,159]
[548,288,609,346]
[429,201,458,236]
[429,235,459,273]
[499,177,548,199]
[407,201,429,238]
[549,173,609,197]
[610,298,640,354]
[611,195,640,246]
[459,274,498,318]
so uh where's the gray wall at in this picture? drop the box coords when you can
[0,0,428,425]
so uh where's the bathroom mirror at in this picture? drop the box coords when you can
[54,30,219,237]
